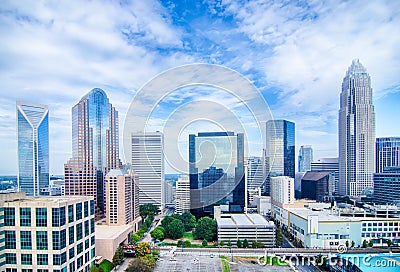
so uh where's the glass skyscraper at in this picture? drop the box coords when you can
[376,137,400,173]
[189,132,245,218]
[265,120,295,195]
[298,145,313,172]
[64,88,120,219]
[17,102,49,197]
[339,59,375,197]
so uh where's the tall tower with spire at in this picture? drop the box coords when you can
[64,88,120,219]
[339,59,375,197]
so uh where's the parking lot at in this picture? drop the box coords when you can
[154,254,223,272]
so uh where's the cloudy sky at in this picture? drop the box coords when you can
[1,0,399,175]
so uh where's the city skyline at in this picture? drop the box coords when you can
[1,1,400,175]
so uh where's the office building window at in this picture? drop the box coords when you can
[61,252,67,264]
[90,218,95,234]
[84,201,88,217]
[69,226,75,245]
[36,231,48,250]
[36,208,47,227]
[4,207,15,226]
[5,230,16,249]
[20,208,31,226]
[37,254,48,265]
[76,222,83,241]
[20,231,32,249]
[76,203,82,220]
[5,253,16,264]
[52,207,66,227]
[53,254,61,265]
[52,231,60,250]
[90,200,95,215]
[91,236,95,246]
[69,247,75,259]
[85,238,89,250]
[84,220,89,236]
[21,254,32,265]
[68,205,74,223]
[77,242,83,254]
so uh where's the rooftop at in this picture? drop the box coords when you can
[302,171,332,181]
[95,224,135,240]
[216,213,274,228]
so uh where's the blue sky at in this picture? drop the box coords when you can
[0,0,399,175]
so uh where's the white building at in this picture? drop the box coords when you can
[1,192,95,272]
[104,169,140,227]
[215,213,275,247]
[270,176,294,207]
[339,59,375,197]
[131,132,165,209]
[275,204,400,249]
[175,176,190,214]
[253,195,271,216]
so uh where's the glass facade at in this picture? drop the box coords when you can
[376,137,400,173]
[17,102,49,197]
[36,231,48,250]
[5,230,16,249]
[36,208,47,227]
[64,88,120,218]
[189,132,245,218]
[20,231,32,249]
[20,207,31,227]
[4,207,15,226]
[265,120,295,194]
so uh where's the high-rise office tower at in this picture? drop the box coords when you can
[189,132,245,218]
[265,120,295,195]
[104,169,139,226]
[64,88,120,219]
[339,59,375,197]
[17,102,49,197]
[298,145,313,172]
[131,132,164,209]
[376,137,400,173]
[311,157,339,195]
[175,175,190,215]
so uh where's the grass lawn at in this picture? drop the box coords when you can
[220,256,230,272]
[99,259,114,272]
[258,256,288,266]
[183,231,193,241]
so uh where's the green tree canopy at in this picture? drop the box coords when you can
[180,212,197,231]
[161,216,174,228]
[202,239,208,246]
[112,246,124,266]
[131,233,140,244]
[243,239,249,248]
[237,239,242,248]
[150,226,165,240]
[194,217,217,241]
[165,218,185,239]
[126,258,152,272]
[139,204,158,219]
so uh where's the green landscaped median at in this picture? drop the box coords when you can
[220,256,231,272]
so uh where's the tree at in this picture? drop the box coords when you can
[351,241,355,248]
[180,211,197,231]
[161,216,174,228]
[194,217,217,241]
[139,204,158,219]
[135,242,151,257]
[237,239,242,248]
[251,241,257,248]
[243,239,249,248]
[362,240,368,248]
[227,240,232,247]
[126,258,152,272]
[387,239,392,247]
[165,218,184,239]
[131,233,140,244]
[90,266,104,272]
[345,240,349,248]
[368,240,374,247]
[112,246,124,266]
[220,241,225,247]
[202,239,208,246]
[184,240,191,247]
[177,240,183,247]
[150,226,165,240]
[276,229,283,247]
